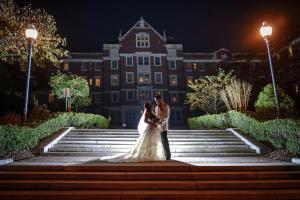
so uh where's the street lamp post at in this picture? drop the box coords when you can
[260,21,280,116]
[24,25,38,121]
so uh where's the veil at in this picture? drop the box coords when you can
[137,110,147,135]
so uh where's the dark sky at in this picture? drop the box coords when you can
[16,0,300,53]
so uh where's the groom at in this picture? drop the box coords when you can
[154,94,171,160]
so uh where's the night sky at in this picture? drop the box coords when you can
[15,0,300,53]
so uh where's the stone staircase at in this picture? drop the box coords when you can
[45,129,258,160]
[1,164,300,199]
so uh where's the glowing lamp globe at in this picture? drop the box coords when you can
[25,25,38,42]
[260,21,272,39]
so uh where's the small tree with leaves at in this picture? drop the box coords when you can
[0,0,68,69]
[73,96,92,112]
[186,69,235,114]
[49,72,90,112]
[255,84,296,117]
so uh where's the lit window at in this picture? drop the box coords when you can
[154,72,163,84]
[289,46,293,57]
[171,93,178,103]
[48,93,54,103]
[193,63,197,70]
[95,77,101,87]
[89,79,93,86]
[138,90,151,100]
[126,72,134,84]
[126,56,133,66]
[170,75,177,86]
[111,75,119,86]
[186,76,193,84]
[169,60,176,69]
[154,56,161,66]
[63,63,69,71]
[138,73,150,84]
[111,60,118,69]
[136,32,150,48]
[154,91,163,98]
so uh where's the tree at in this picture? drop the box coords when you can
[220,79,252,112]
[186,69,235,114]
[49,72,90,112]
[73,96,92,112]
[0,0,68,69]
[255,84,295,116]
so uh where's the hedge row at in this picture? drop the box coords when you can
[0,112,109,155]
[188,111,300,154]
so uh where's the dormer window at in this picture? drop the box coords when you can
[136,32,150,48]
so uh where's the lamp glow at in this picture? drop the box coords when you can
[25,25,38,42]
[260,21,272,39]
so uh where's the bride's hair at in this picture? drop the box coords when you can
[144,102,152,112]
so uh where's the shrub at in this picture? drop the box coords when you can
[28,105,51,124]
[221,79,252,112]
[0,112,23,126]
[255,84,295,116]
[188,110,300,154]
[187,112,230,129]
[0,112,109,155]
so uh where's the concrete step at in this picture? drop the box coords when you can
[53,143,250,149]
[60,137,242,142]
[43,152,258,157]
[1,171,300,180]
[1,179,300,190]
[57,140,246,145]
[71,129,231,133]
[66,133,234,137]
[49,147,254,153]
[1,189,300,200]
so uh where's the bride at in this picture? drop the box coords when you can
[100,102,166,162]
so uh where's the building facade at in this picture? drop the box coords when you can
[41,17,272,127]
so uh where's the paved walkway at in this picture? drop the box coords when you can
[9,155,296,166]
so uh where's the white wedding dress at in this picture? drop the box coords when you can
[100,111,166,162]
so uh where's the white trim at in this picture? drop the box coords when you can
[167,57,184,60]
[0,159,13,165]
[103,57,120,60]
[136,32,150,48]
[126,72,134,84]
[111,75,119,86]
[121,18,164,41]
[44,127,74,152]
[227,128,271,154]
[154,72,163,84]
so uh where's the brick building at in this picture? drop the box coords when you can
[37,17,272,127]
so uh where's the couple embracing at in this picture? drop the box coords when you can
[101,94,171,162]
